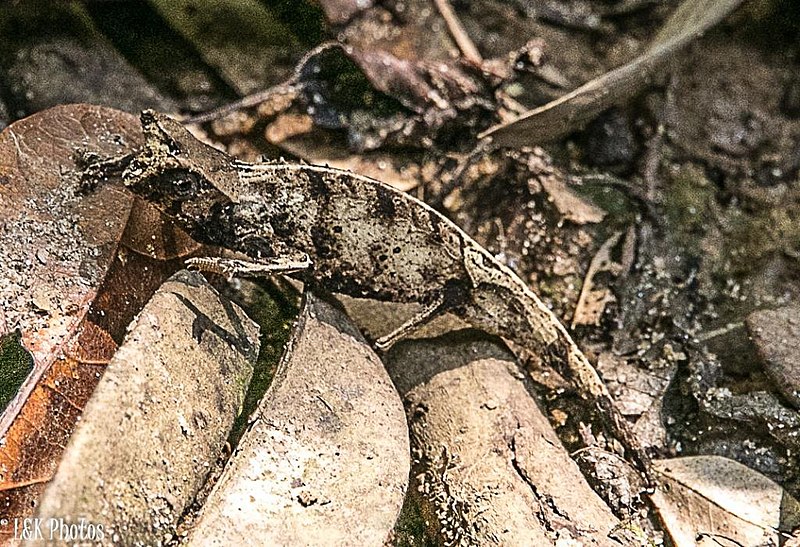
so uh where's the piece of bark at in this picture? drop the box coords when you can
[185,293,409,546]
[385,332,625,546]
[32,270,259,546]
[747,304,800,408]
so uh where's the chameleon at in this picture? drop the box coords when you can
[81,110,651,481]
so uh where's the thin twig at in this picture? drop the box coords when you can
[432,0,483,64]
[184,82,299,125]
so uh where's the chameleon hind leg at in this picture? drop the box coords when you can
[375,280,468,350]
[375,293,449,350]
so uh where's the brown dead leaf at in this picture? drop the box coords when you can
[480,0,746,147]
[0,105,194,536]
[186,293,408,545]
[293,43,493,151]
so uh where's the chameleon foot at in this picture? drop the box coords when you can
[75,149,134,192]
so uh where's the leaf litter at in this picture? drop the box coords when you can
[1,0,800,544]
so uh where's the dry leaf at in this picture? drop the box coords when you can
[385,330,632,545]
[0,105,194,537]
[652,456,800,546]
[34,270,259,545]
[186,293,409,546]
[539,176,606,225]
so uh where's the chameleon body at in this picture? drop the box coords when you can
[90,110,649,478]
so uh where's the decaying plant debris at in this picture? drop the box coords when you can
[2,0,800,545]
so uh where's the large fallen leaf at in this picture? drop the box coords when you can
[479,0,746,147]
[185,292,409,546]
[34,270,259,545]
[0,105,194,537]
[339,297,643,543]
[651,456,800,545]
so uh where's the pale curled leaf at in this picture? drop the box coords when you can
[339,297,634,544]
[479,0,745,147]
[384,330,632,545]
[33,270,259,545]
[651,456,800,546]
[185,293,409,546]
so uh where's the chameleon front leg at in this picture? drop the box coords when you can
[76,150,134,191]
[186,254,312,280]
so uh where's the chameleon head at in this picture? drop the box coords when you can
[123,110,242,236]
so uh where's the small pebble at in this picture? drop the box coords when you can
[36,248,48,264]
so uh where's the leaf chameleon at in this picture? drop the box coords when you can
[82,110,651,480]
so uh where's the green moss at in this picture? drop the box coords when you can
[0,331,33,411]
[723,200,800,275]
[664,164,716,249]
[227,281,300,446]
[572,180,639,228]
[391,486,440,547]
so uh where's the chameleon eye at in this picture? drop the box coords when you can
[162,170,200,200]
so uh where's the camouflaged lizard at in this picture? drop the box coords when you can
[82,110,651,480]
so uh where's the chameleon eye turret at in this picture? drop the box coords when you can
[159,170,201,201]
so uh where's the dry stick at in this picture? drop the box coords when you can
[432,0,483,64]
[184,81,299,125]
